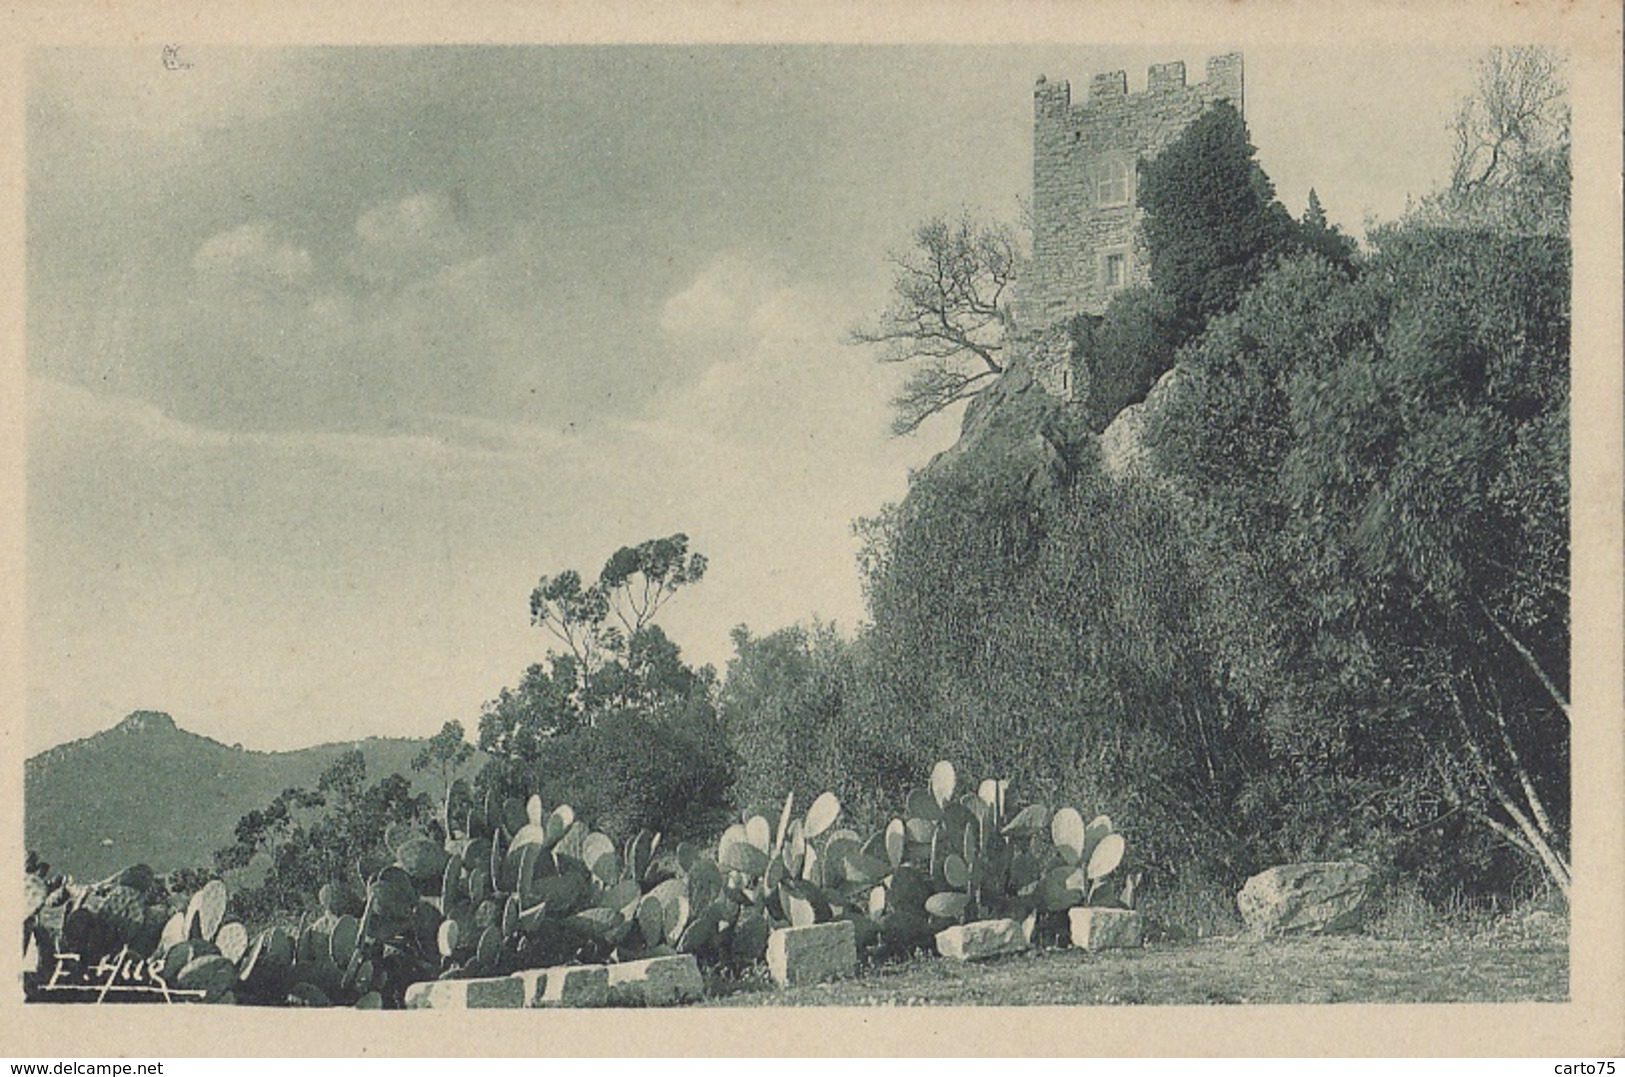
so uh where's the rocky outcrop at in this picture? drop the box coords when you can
[115,710,178,735]
[1237,862,1379,936]
[915,336,1093,496]
[1100,365,1182,479]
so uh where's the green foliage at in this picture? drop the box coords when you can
[521,708,736,843]
[1144,224,1570,894]
[668,763,1138,968]
[480,536,734,846]
[412,721,475,839]
[478,627,732,844]
[482,536,714,749]
[720,55,1566,913]
[850,452,1262,882]
[26,756,1138,1005]
[212,752,432,926]
[1421,47,1569,235]
[478,653,585,754]
[22,864,254,1005]
[1067,109,1352,435]
[527,534,707,674]
[1137,101,1298,338]
[1298,189,1357,270]
[720,622,853,813]
[1065,286,1184,432]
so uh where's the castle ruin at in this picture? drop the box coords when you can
[1020,53,1244,330]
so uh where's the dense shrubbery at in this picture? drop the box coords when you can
[512,707,736,842]
[726,456,1267,893]
[983,238,1561,899]
[1146,226,1570,896]
[721,623,851,813]
[847,448,1268,885]
[212,751,432,928]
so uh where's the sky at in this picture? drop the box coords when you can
[26,43,1483,753]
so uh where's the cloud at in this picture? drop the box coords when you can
[658,251,793,345]
[26,375,584,475]
[192,222,313,288]
[652,251,889,442]
[350,193,469,284]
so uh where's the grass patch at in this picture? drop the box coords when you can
[701,932,1567,1007]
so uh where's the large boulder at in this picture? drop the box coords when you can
[915,333,1093,496]
[1237,862,1378,936]
[1099,365,1182,479]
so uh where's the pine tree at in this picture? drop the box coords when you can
[1297,188,1357,270]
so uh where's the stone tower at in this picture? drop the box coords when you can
[1021,53,1243,329]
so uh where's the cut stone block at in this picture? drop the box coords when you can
[402,975,524,1009]
[513,968,548,1007]
[606,954,705,1006]
[536,963,609,1007]
[766,920,857,987]
[1069,907,1143,951]
[935,918,1028,961]
[1237,861,1377,936]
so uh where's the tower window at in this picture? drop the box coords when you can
[1103,251,1128,290]
[1096,159,1131,207]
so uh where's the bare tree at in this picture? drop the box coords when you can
[849,212,1019,435]
[1438,47,1569,233]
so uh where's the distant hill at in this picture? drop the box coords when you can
[25,711,486,882]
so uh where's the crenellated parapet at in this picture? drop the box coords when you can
[1021,53,1243,331]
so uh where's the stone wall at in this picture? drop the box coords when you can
[1021,53,1243,329]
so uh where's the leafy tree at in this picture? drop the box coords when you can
[478,653,587,758]
[597,535,710,638]
[1435,46,1570,235]
[1145,226,1570,894]
[526,534,707,686]
[316,749,366,804]
[412,720,475,839]
[481,534,708,752]
[477,535,732,839]
[721,622,853,812]
[1137,101,1298,338]
[849,211,1021,434]
[215,751,431,924]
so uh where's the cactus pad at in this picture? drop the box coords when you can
[186,879,229,942]
[1051,807,1086,864]
[804,792,841,838]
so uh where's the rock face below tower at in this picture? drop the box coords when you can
[1021,53,1243,329]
